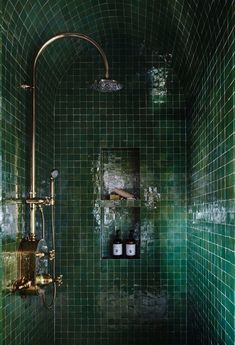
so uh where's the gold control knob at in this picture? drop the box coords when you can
[54,275,63,287]
[48,250,55,260]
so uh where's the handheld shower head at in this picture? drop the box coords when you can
[50,170,59,204]
[51,169,59,179]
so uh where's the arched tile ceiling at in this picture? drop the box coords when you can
[3,0,231,92]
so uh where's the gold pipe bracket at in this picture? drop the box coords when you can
[26,197,53,206]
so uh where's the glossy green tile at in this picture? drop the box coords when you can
[54,40,187,345]
[2,1,234,345]
[187,3,235,343]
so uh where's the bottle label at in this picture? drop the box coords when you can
[113,244,122,256]
[126,244,136,256]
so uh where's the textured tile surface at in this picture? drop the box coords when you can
[54,40,187,345]
[186,3,235,345]
[1,1,234,345]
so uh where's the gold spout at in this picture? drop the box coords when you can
[12,277,32,292]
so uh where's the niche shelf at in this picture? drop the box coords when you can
[100,148,140,259]
[101,206,140,259]
[99,199,141,208]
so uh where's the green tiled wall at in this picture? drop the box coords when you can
[0,3,3,344]
[187,3,235,345]
[2,1,234,345]
[54,39,187,345]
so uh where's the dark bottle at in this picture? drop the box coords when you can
[125,230,136,258]
[112,230,123,258]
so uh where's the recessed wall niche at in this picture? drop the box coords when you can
[101,148,140,200]
[100,148,140,259]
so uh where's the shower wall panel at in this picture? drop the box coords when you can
[187,5,235,345]
[54,40,187,345]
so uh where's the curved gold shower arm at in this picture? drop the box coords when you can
[33,32,109,82]
[29,32,110,239]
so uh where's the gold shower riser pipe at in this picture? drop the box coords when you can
[29,32,110,238]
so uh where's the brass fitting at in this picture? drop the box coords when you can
[35,274,63,287]
[12,277,32,292]
[26,197,52,206]
[35,252,45,258]
[48,250,55,261]
[36,274,53,286]
[54,275,63,287]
